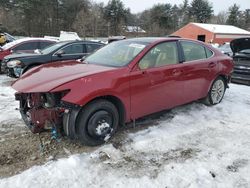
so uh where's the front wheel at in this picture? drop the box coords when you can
[76,99,119,146]
[203,77,226,106]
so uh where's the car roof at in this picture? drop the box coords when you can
[11,37,58,43]
[124,37,182,44]
[55,40,104,45]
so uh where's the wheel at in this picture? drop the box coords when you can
[203,77,226,106]
[76,99,119,146]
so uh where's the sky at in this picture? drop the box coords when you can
[95,0,250,14]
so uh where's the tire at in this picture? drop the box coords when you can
[76,99,119,146]
[203,76,226,106]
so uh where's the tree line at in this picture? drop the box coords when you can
[0,0,249,37]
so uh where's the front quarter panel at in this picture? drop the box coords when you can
[51,67,131,120]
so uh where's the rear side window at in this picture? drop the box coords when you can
[181,41,207,61]
[61,44,84,54]
[39,41,55,49]
[139,41,179,69]
[86,43,103,53]
[205,48,213,58]
[13,42,39,51]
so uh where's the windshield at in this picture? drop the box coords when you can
[4,32,15,41]
[86,40,148,67]
[41,42,68,54]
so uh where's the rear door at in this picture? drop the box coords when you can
[179,40,217,103]
[130,41,186,119]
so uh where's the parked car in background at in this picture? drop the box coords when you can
[3,32,16,43]
[0,32,16,46]
[230,38,250,85]
[0,33,7,46]
[218,42,233,56]
[12,37,233,146]
[3,40,104,77]
[0,38,57,73]
[108,36,126,43]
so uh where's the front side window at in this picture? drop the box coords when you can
[139,42,179,69]
[41,42,68,54]
[61,44,84,54]
[181,41,207,62]
[205,48,213,58]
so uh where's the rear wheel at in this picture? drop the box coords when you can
[203,77,226,106]
[76,99,119,146]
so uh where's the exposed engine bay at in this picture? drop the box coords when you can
[15,92,68,134]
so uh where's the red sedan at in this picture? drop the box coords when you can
[12,37,233,146]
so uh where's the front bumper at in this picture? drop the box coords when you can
[0,60,7,73]
[1,60,22,77]
[16,93,63,133]
[16,93,80,138]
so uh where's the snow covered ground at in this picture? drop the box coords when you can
[0,76,23,142]
[0,74,250,188]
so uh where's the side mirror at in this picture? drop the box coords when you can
[80,55,86,62]
[55,50,65,57]
[34,49,41,54]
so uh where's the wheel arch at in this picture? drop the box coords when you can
[215,73,230,88]
[206,73,230,94]
[203,74,227,106]
[82,95,126,127]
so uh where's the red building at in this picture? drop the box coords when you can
[172,22,250,45]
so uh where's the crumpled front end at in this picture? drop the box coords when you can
[15,91,68,133]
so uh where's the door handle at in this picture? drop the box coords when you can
[172,69,183,76]
[209,62,216,68]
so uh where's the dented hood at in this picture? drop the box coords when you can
[230,38,250,53]
[12,60,116,93]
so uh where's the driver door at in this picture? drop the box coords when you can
[130,41,185,119]
[52,43,86,61]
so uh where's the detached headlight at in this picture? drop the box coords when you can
[7,60,22,68]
